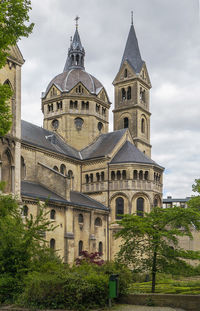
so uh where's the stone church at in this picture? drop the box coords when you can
[0,19,164,264]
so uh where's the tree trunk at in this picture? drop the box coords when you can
[151,249,157,293]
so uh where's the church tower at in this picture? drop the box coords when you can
[113,15,152,157]
[42,19,111,150]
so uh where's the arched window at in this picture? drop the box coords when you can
[111,171,115,180]
[137,197,144,217]
[90,173,93,183]
[50,209,56,220]
[78,214,84,223]
[53,166,59,171]
[144,171,148,180]
[85,174,89,183]
[121,88,126,100]
[127,86,131,100]
[122,170,126,180]
[96,172,100,182]
[76,54,79,65]
[21,156,26,180]
[141,118,145,133]
[60,164,66,175]
[133,170,138,180]
[74,117,84,130]
[117,171,121,180]
[101,171,105,181]
[79,240,83,256]
[50,238,55,249]
[68,170,73,178]
[116,197,124,219]
[95,217,102,226]
[139,170,143,180]
[124,117,129,128]
[22,205,28,217]
[154,198,158,207]
[99,242,103,255]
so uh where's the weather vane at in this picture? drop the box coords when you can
[75,15,80,29]
[131,11,133,25]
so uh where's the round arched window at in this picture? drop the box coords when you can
[74,117,84,130]
[52,119,59,129]
[98,122,103,131]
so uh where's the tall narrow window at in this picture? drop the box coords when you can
[154,198,158,207]
[78,214,84,223]
[99,242,103,255]
[121,88,126,100]
[111,171,115,180]
[85,174,89,183]
[60,164,66,175]
[144,171,148,180]
[21,156,26,180]
[101,171,105,181]
[117,170,121,180]
[50,238,55,249]
[50,209,56,220]
[96,172,100,182]
[127,86,131,100]
[116,197,124,219]
[90,173,93,183]
[95,217,102,226]
[122,170,126,180]
[137,197,144,217]
[124,69,128,78]
[139,170,143,180]
[22,205,28,217]
[124,117,129,128]
[141,118,145,133]
[79,240,83,256]
[133,170,138,180]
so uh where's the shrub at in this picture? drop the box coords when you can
[20,265,109,310]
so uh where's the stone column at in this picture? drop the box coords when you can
[11,165,15,193]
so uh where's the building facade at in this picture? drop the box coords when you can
[0,19,164,263]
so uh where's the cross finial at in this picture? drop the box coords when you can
[131,11,133,25]
[75,15,80,29]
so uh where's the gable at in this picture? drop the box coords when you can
[69,82,90,95]
[139,63,151,87]
[113,60,137,85]
[46,84,62,99]
[97,88,109,103]
[8,44,24,65]
[108,129,133,160]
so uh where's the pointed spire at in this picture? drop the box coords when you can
[63,17,85,72]
[120,16,144,73]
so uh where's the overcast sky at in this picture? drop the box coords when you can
[18,0,200,198]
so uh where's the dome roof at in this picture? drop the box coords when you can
[44,69,104,97]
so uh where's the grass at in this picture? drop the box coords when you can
[129,274,200,295]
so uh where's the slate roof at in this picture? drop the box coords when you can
[120,24,144,73]
[110,141,162,167]
[44,69,104,97]
[70,191,108,211]
[163,197,191,203]
[81,129,127,160]
[21,181,108,211]
[21,120,80,160]
[21,180,68,203]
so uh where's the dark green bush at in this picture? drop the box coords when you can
[20,265,109,310]
[0,274,22,304]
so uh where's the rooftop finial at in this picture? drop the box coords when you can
[75,15,80,29]
[131,11,133,25]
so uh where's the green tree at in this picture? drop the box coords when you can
[0,0,34,135]
[115,205,200,293]
[188,179,200,210]
[0,194,56,302]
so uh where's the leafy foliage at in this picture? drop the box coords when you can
[115,201,200,293]
[0,195,56,303]
[0,0,34,136]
